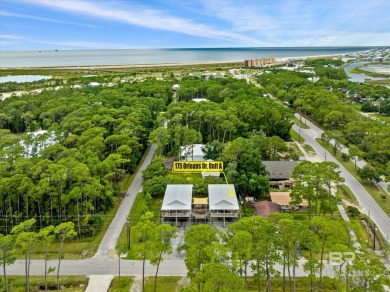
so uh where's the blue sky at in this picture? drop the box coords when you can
[1,0,389,50]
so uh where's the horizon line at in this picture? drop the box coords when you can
[1,45,386,52]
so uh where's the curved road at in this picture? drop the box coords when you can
[293,114,390,243]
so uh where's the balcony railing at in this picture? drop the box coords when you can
[161,210,191,217]
[210,210,239,218]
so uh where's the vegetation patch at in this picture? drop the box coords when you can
[144,276,183,292]
[108,276,134,292]
[317,138,390,215]
[349,65,390,78]
[289,128,305,143]
[293,117,309,129]
[0,276,88,292]
[337,184,358,205]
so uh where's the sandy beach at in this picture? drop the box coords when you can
[0,60,243,71]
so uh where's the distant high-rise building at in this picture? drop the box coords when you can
[244,57,276,68]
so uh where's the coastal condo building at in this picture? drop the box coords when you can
[245,57,276,68]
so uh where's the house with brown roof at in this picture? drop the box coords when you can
[270,191,308,211]
[262,161,299,189]
[254,201,281,218]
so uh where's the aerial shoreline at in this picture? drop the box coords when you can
[0,60,243,71]
[0,53,346,72]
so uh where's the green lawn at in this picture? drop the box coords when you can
[127,276,341,291]
[108,276,134,292]
[371,114,390,123]
[1,276,88,292]
[116,191,164,258]
[286,142,303,157]
[349,66,389,78]
[290,128,305,143]
[337,184,359,205]
[302,143,315,154]
[366,78,390,85]
[166,171,203,185]
[293,117,310,129]
[29,198,121,259]
[316,138,390,216]
[349,218,370,250]
[144,276,184,292]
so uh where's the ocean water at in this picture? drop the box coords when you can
[0,47,374,68]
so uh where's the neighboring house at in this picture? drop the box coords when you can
[192,98,208,102]
[88,82,100,87]
[254,201,281,218]
[208,184,240,227]
[161,184,193,226]
[180,144,205,161]
[202,163,220,179]
[270,191,308,211]
[262,161,300,189]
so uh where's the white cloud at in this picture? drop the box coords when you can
[21,0,266,46]
[0,10,97,28]
[0,34,23,39]
[197,0,390,46]
[200,0,277,32]
[7,0,390,47]
[30,40,130,49]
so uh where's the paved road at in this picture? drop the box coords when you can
[293,115,390,243]
[297,113,389,195]
[94,144,158,258]
[4,259,341,278]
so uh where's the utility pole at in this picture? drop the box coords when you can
[298,126,301,143]
[126,215,130,250]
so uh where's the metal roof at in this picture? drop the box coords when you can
[180,144,205,161]
[208,184,239,210]
[262,161,299,180]
[161,185,193,210]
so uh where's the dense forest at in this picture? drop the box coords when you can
[0,79,172,236]
[1,62,389,291]
[0,75,295,235]
[147,76,294,198]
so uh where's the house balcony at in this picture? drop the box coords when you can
[161,210,191,218]
[191,210,209,219]
[209,210,239,218]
